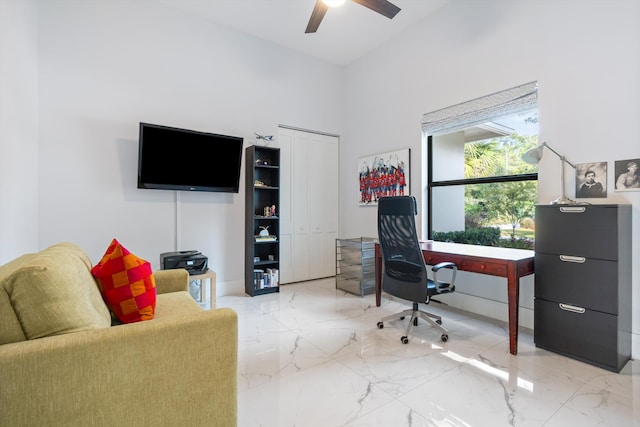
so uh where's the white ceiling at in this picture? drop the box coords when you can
[158,0,450,66]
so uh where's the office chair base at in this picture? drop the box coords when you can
[377,302,449,344]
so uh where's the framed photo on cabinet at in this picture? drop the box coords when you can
[358,148,410,206]
[575,162,607,198]
[614,158,640,191]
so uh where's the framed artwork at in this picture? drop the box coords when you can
[614,158,640,191]
[358,148,410,206]
[575,162,607,198]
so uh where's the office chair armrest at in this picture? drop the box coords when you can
[431,262,457,291]
[431,261,456,270]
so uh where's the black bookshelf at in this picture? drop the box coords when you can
[244,146,280,296]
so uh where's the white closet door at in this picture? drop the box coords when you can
[291,133,310,282]
[278,130,294,284]
[278,127,339,284]
[308,134,338,279]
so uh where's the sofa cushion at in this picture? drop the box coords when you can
[91,239,156,323]
[0,288,26,345]
[1,243,112,340]
[0,254,37,344]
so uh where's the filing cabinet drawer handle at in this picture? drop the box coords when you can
[559,206,586,213]
[559,303,586,314]
[559,255,586,263]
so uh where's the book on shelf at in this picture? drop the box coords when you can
[253,268,279,289]
[255,235,277,242]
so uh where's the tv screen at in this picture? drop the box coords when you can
[137,122,244,193]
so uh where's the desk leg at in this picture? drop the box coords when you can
[375,244,382,307]
[507,263,519,355]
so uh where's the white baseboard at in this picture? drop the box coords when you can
[442,292,534,329]
[215,279,245,298]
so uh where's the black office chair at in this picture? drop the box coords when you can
[376,196,457,344]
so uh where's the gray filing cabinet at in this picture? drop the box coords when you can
[336,238,376,296]
[534,204,632,372]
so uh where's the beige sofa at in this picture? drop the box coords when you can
[0,243,237,427]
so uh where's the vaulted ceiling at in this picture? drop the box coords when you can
[159,0,451,66]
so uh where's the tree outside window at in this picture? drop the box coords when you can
[428,111,538,249]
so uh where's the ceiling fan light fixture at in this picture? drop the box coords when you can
[306,0,400,34]
[323,0,346,7]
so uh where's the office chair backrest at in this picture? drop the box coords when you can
[377,196,429,303]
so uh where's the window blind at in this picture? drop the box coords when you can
[421,81,538,135]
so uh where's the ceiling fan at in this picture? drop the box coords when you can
[305,0,401,34]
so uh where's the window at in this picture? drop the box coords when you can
[422,82,538,249]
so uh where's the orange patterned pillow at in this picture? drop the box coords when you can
[91,239,156,323]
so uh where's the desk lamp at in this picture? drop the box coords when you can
[522,141,576,205]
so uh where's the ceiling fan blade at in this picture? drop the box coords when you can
[352,0,401,19]
[305,0,329,33]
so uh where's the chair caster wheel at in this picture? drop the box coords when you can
[436,319,442,325]
[441,334,448,342]
[377,322,384,329]
[401,336,409,344]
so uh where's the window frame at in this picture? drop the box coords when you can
[421,82,539,242]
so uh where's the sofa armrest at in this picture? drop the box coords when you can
[154,268,189,294]
[0,307,238,426]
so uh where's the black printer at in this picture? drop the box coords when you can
[160,250,208,275]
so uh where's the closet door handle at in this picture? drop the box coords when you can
[559,206,586,213]
[559,303,586,314]
[559,255,586,263]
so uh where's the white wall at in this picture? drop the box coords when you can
[341,0,640,356]
[0,0,39,264]
[34,0,344,295]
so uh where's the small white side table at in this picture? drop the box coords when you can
[189,269,216,307]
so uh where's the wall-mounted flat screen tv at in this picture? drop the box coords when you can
[138,122,244,193]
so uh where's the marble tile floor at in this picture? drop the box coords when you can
[214,278,639,427]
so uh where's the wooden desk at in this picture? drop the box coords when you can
[375,241,534,355]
